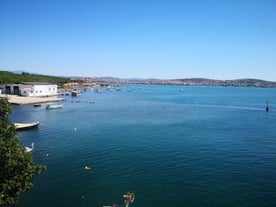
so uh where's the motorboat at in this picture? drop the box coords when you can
[14,122,40,131]
[46,104,64,110]
[71,90,80,96]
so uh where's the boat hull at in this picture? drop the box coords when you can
[46,104,64,110]
[14,122,40,131]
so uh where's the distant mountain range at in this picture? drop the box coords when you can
[74,77,276,88]
[4,71,276,88]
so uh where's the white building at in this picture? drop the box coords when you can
[0,82,58,97]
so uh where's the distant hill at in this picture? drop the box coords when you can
[1,70,275,88]
[176,78,276,88]
[84,77,276,88]
[0,71,70,84]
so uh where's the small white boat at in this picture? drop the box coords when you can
[25,142,34,152]
[14,122,40,131]
[46,104,64,110]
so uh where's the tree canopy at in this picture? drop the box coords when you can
[0,71,70,85]
[0,98,46,206]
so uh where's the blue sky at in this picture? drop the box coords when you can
[0,0,275,80]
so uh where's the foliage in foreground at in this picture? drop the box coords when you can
[0,98,46,206]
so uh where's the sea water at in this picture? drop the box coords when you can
[10,85,276,207]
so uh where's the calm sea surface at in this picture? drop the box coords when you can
[10,85,276,207]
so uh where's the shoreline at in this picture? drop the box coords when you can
[0,94,66,105]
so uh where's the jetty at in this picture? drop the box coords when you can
[0,94,65,105]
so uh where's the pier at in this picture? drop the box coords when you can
[0,94,66,105]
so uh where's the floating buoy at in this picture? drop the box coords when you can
[84,166,90,171]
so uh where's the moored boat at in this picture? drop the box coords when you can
[46,104,64,110]
[71,90,80,96]
[33,103,42,107]
[14,122,40,131]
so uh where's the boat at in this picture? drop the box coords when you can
[33,103,42,107]
[14,122,40,131]
[25,142,34,152]
[46,104,64,110]
[71,90,80,96]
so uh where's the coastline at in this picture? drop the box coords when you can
[0,94,66,105]
[13,85,276,207]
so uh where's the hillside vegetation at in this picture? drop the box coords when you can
[0,71,70,84]
[176,78,276,88]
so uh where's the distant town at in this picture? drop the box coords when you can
[1,71,276,88]
[72,77,276,88]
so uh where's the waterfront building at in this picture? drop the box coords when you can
[0,82,58,97]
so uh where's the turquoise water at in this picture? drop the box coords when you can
[10,85,276,207]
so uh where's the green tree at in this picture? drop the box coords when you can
[0,98,46,206]
[0,71,70,84]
